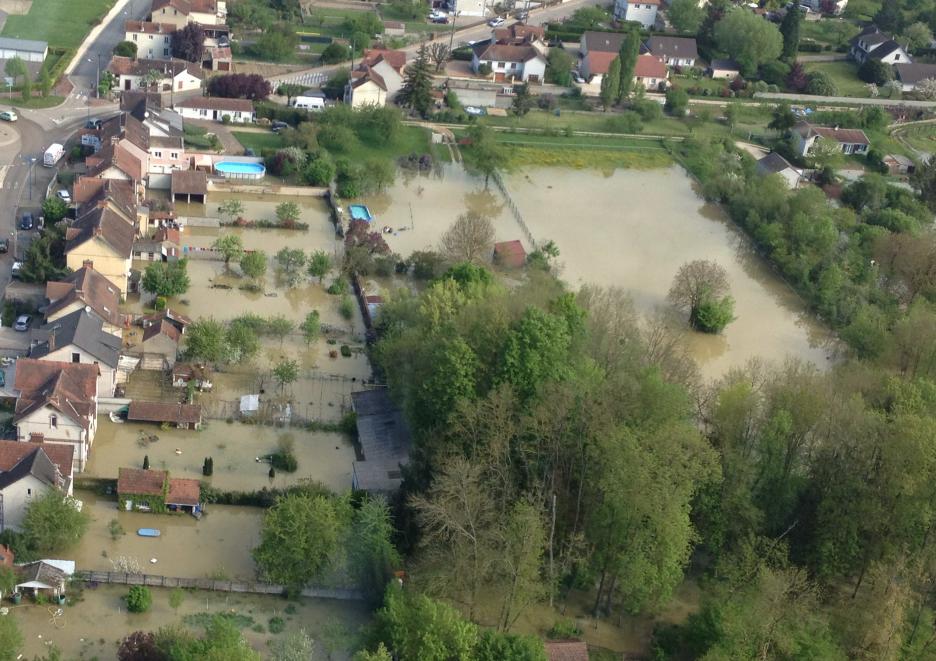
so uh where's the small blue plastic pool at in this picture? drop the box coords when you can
[215,161,266,180]
[348,204,373,222]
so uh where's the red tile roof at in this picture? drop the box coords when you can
[545,640,589,661]
[127,401,202,424]
[142,319,182,344]
[476,43,542,63]
[167,477,200,505]
[585,51,617,75]
[634,54,666,79]
[361,48,407,72]
[13,359,99,430]
[124,20,176,34]
[0,440,74,481]
[45,266,122,328]
[117,467,167,496]
[797,122,870,146]
[493,240,527,268]
[66,206,136,259]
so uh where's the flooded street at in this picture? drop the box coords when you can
[12,583,368,660]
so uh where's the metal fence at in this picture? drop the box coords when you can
[491,171,537,250]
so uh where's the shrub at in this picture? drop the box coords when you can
[126,586,152,613]
[548,620,582,639]
[321,41,350,64]
[270,451,298,472]
[340,344,352,357]
[339,295,354,320]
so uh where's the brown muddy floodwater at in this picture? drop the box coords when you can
[11,583,369,660]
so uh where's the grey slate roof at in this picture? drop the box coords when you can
[351,389,411,493]
[31,308,121,368]
[756,151,797,176]
[15,560,67,588]
[0,36,48,54]
[645,36,698,60]
[709,58,740,71]
[581,30,627,53]
[0,447,61,490]
[895,62,936,85]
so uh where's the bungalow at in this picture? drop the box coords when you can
[108,56,204,96]
[580,51,617,85]
[0,443,74,532]
[150,0,226,28]
[127,319,181,370]
[884,153,915,175]
[894,62,936,91]
[633,54,668,91]
[493,240,527,268]
[345,49,406,108]
[645,36,698,68]
[13,359,98,473]
[709,59,741,79]
[174,96,255,123]
[29,309,122,398]
[14,560,74,599]
[849,27,910,65]
[472,43,547,83]
[117,467,202,514]
[45,264,123,336]
[793,122,870,156]
[65,206,135,295]
[127,401,203,429]
[613,0,659,28]
[124,20,176,59]
[171,363,212,390]
[756,152,802,189]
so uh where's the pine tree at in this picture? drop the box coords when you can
[398,44,433,118]
[143,455,150,470]
[780,7,801,61]
[617,28,641,102]
[203,457,213,476]
[600,57,621,110]
[269,466,276,479]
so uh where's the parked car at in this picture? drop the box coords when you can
[488,16,505,26]
[14,315,30,332]
[465,105,486,116]
[11,261,22,279]
[0,238,8,254]
[85,118,102,129]
[218,35,230,47]
[56,189,71,203]
[271,120,289,133]
[431,15,449,23]
[19,212,33,230]
[515,10,528,20]
[0,110,17,122]
[572,72,586,84]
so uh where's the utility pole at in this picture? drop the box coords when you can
[95,53,101,98]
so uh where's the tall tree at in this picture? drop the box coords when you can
[398,44,433,117]
[212,234,244,266]
[22,491,90,553]
[439,212,495,264]
[142,259,190,298]
[668,0,704,33]
[600,57,621,110]
[466,123,506,188]
[617,28,641,102]
[714,8,783,76]
[779,5,801,61]
[171,23,206,62]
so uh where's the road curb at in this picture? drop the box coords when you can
[66,0,132,76]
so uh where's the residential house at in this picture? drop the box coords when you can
[65,206,135,295]
[350,389,411,493]
[793,122,870,156]
[799,0,848,14]
[0,442,74,532]
[133,227,181,262]
[45,264,123,336]
[493,23,546,53]
[580,31,627,57]
[544,640,589,661]
[884,153,915,175]
[139,308,192,336]
[148,134,187,176]
[0,37,47,63]
[203,45,232,72]
[15,561,74,599]
[79,114,150,186]
[83,142,146,199]
[127,319,181,370]
[756,151,802,189]
[150,0,226,28]
[345,49,407,108]
[124,20,176,59]
[29,309,122,398]
[894,62,936,91]
[472,43,547,83]
[174,96,255,122]
[117,467,202,514]
[850,27,910,65]
[108,56,204,97]
[493,240,526,268]
[13,359,98,473]
[709,59,741,79]
[613,0,659,28]
[633,54,668,91]
[126,402,203,430]
[449,0,489,17]
[73,178,144,235]
[645,36,698,68]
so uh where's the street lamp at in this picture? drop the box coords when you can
[448,10,461,54]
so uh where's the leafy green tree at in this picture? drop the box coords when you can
[275,201,301,225]
[126,586,152,613]
[545,48,573,86]
[300,310,321,344]
[874,0,903,33]
[398,44,433,117]
[768,103,796,134]
[157,615,260,660]
[805,70,837,95]
[168,587,184,613]
[694,294,735,333]
[226,320,260,362]
[218,198,245,221]
[142,259,190,298]
[4,56,26,85]
[307,249,332,283]
[617,28,641,102]
[499,306,572,401]
[497,500,547,631]
[321,41,351,64]
[113,40,137,58]
[859,58,894,85]
[664,88,689,116]
[903,21,933,52]
[779,4,801,61]
[239,250,267,280]
[354,643,393,661]
[511,83,534,116]
[22,491,89,553]
[37,65,52,97]
[467,124,506,188]
[212,234,244,266]
[270,629,314,661]
[475,630,548,661]
[600,57,621,109]
[668,0,704,33]
[253,491,351,592]
[252,24,297,61]
[667,259,733,332]
[349,497,401,605]
[266,314,293,344]
[372,586,478,661]
[714,9,783,76]
[0,614,23,661]
[275,247,307,287]
[273,359,299,393]
[41,196,67,223]
[20,223,68,284]
[276,82,306,104]
[724,103,739,133]
[184,318,227,363]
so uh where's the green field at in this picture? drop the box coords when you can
[2,0,116,50]
[804,61,871,97]
[232,131,286,152]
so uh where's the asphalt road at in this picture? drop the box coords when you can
[72,0,150,92]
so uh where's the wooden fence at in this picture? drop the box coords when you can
[76,570,363,601]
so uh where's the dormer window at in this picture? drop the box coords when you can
[50,414,57,429]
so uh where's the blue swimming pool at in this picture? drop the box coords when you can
[348,204,373,222]
[215,161,266,180]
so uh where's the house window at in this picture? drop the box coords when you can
[165,36,170,43]
[50,414,57,429]
[170,152,178,158]
[164,48,170,56]
[71,352,80,363]
[154,150,162,158]
[895,54,901,60]
[132,34,138,41]
[149,35,153,40]
[27,488,31,496]
[497,61,505,69]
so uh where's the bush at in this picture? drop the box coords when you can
[268,616,286,634]
[126,586,152,613]
[548,620,582,639]
[270,451,298,472]
[632,98,663,121]
[321,41,350,64]
[340,344,352,357]
[664,88,689,116]
[339,295,355,320]
[605,111,643,133]
[805,71,838,96]
[478,63,492,75]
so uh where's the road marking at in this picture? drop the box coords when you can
[0,166,10,189]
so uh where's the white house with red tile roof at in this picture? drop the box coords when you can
[174,96,255,122]
[124,20,176,59]
[472,43,547,83]
[0,443,74,532]
[345,49,406,108]
[793,122,870,157]
[614,0,659,27]
[633,54,668,91]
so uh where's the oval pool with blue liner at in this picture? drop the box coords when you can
[215,161,266,180]
[348,204,373,222]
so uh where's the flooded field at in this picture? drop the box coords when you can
[67,490,261,579]
[12,583,369,660]
[85,418,356,492]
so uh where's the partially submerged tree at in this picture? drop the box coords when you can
[307,249,332,283]
[240,250,267,281]
[667,259,735,333]
[212,234,244,266]
[22,491,90,553]
[439,212,496,264]
[275,247,307,287]
[273,359,299,393]
[142,259,190,298]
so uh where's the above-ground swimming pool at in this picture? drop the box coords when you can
[215,161,266,181]
[348,204,373,222]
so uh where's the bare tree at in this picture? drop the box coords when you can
[668,260,730,315]
[439,212,495,264]
[429,43,450,72]
[874,230,936,306]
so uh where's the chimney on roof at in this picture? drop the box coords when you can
[29,432,43,444]
[83,260,94,270]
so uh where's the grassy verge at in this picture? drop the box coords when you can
[7,95,65,109]
[232,131,286,152]
[2,0,116,49]
[803,61,870,97]
[890,123,936,154]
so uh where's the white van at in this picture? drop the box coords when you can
[43,143,65,167]
[291,95,326,111]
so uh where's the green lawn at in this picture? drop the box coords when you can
[843,0,880,21]
[2,0,116,49]
[892,124,936,154]
[8,95,64,109]
[232,131,285,152]
[799,19,859,48]
[803,61,870,97]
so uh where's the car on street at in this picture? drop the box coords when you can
[85,118,103,129]
[11,261,21,279]
[0,111,17,122]
[14,315,30,332]
[488,16,505,26]
[515,10,528,20]
[0,238,8,254]
[19,212,33,230]
[56,189,71,203]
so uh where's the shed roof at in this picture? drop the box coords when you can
[176,96,254,112]
[127,401,202,424]
[756,151,797,175]
[351,389,411,492]
[709,58,740,71]
[171,169,208,196]
[15,561,67,590]
[117,467,166,496]
[493,240,527,268]
[167,477,200,505]
[0,36,47,54]
[545,640,589,661]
